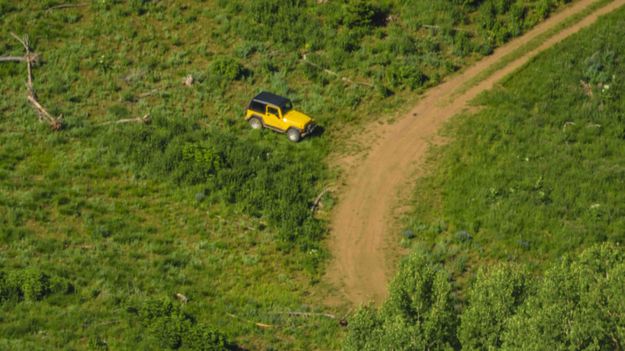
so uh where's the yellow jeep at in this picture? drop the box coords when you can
[244,92,316,142]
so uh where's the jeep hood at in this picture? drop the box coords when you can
[284,110,313,128]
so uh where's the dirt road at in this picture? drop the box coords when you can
[326,0,625,305]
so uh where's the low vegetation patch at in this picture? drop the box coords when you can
[0,268,73,303]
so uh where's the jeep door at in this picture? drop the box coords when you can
[264,105,287,131]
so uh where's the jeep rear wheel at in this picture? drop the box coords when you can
[287,128,301,142]
[248,117,263,130]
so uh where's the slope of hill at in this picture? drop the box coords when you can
[345,5,625,349]
[404,2,625,276]
[0,0,582,349]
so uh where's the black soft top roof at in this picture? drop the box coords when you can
[252,91,291,108]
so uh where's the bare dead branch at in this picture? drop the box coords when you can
[562,121,576,131]
[10,33,34,88]
[4,33,63,130]
[27,95,62,130]
[302,54,374,88]
[46,3,88,11]
[138,89,159,98]
[226,313,273,329]
[95,114,151,126]
[421,24,474,34]
[10,32,30,52]
[580,80,593,97]
[270,311,336,319]
[0,56,27,62]
[311,187,331,213]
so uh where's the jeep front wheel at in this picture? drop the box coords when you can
[287,128,301,142]
[248,117,263,130]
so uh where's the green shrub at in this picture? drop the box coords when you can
[208,57,246,82]
[183,325,230,351]
[341,0,390,29]
[138,298,230,350]
[385,60,428,90]
[0,268,72,303]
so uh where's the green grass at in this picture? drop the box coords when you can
[451,0,614,99]
[404,4,625,279]
[0,0,579,349]
[346,9,625,349]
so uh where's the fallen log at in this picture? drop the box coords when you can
[226,313,273,329]
[5,33,63,130]
[95,114,151,126]
[302,54,374,88]
[46,3,88,11]
[311,187,331,213]
[0,56,27,62]
[270,311,336,319]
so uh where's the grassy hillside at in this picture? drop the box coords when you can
[404,4,625,279]
[346,7,625,350]
[1,0,576,349]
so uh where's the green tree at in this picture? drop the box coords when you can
[344,250,457,350]
[502,243,625,351]
[459,264,531,350]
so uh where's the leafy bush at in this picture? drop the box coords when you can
[583,49,617,85]
[340,0,390,29]
[385,60,429,90]
[0,268,72,303]
[139,298,230,350]
[208,57,246,82]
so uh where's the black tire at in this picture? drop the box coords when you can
[287,128,301,142]
[248,117,263,130]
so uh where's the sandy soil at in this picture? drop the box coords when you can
[326,0,625,305]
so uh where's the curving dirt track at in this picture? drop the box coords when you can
[326,0,625,305]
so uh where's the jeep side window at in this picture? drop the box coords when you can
[249,101,265,113]
[267,106,280,117]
